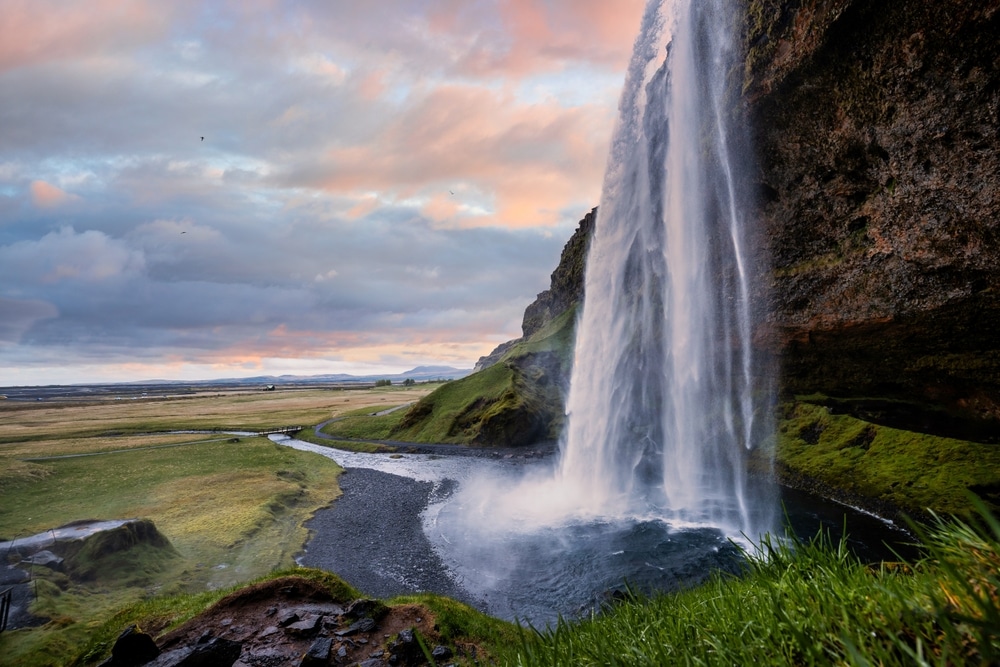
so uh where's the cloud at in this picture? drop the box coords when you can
[0,1,638,384]
[0,297,58,344]
[0,226,145,284]
[30,180,81,208]
[281,83,612,227]
[0,0,175,73]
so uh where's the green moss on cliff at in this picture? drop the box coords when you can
[390,308,576,447]
[777,402,1000,519]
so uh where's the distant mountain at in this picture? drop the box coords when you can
[0,367,473,396]
[185,366,473,386]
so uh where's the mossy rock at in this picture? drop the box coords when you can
[392,310,577,447]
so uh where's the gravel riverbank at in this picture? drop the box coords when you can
[297,467,476,605]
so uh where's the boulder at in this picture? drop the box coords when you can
[98,624,159,667]
[299,637,332,666]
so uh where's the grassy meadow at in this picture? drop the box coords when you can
[0,385,433,666]
[4,383,1000,665]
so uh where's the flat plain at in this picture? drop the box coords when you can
[0,384,435,666]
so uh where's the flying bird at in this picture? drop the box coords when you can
[200,137,204,141]
[449,190,454,195]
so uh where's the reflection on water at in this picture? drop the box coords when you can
[275,436,914,625]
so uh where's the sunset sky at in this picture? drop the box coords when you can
[0,0,645,386]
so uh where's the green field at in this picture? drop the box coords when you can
[0,388,440,666]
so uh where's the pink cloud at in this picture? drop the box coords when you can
[30,180,81,208]
[303,84,611,227]
[0,0,173,72]
[426,0,646,77]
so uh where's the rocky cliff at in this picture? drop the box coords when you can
[473,208,596,373]
[393,210,597,447]
[746,0,1000,440]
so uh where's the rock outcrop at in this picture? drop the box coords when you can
[88,576,467,667]
[473,207,595,374]
[745,0,1000,438]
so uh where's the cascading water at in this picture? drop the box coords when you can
[418,0,778,622]
[558,0,775,537]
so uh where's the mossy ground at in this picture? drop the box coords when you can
[776,401,1000,518]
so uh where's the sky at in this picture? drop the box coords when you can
[0,0,645,386]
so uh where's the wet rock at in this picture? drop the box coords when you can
[146,636,242,666]
[99,624,160,667]
[335,617,376,637]
[299,637,332,666]
[286,613,323,637]
[336,645,348,661]
[0,565,30,585]
[431,646,452,661]
[241,647,295,667]
[21,550,63,570]
[277,610,301,627]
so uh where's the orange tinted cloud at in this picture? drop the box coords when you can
[30,180,80,208]
[311,84,611,227]
[0,0,172,72]
[426,0,645,77]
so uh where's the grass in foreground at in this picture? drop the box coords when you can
[48,503,1000,667]
[507,502,1000,666]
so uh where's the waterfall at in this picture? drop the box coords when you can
[557,0,775,536]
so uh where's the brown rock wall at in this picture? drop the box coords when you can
[747,0,1000,429]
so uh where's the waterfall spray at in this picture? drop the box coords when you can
[557,0,774,536]
[424,0,776,621]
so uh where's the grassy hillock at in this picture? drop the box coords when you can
[388,308,577,447]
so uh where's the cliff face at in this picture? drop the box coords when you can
[395,210,594,448]
[746,0,1000,438]
[473,207,595,373]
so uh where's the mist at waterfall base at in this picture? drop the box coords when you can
[428,0,779,622]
